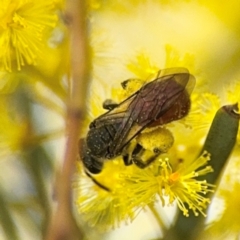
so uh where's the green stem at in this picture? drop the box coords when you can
[0,186,19,240]
[164,103,240,240]
[148,203,167,234]
[24,146,53,236]
[30,129,64,146]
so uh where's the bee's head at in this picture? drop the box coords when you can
[79,138,103,174]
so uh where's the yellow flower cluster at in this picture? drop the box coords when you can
[1,0,240,238]
[0,99,29,156]
[0,0,58,71]
[75,68,216,230]
[122,151,214,217]
[75,150,214,230]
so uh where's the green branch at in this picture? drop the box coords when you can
[163,103,240,240]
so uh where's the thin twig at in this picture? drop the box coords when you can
[46,0,89,239]
[148,203,167,234]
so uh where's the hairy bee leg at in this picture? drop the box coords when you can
[102,99,119,110]
[123,154,133,166]
[122,140,137,166]
[85,170,110,192]
[131,143,159,168]
[132,155,157,169]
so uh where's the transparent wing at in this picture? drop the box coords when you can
[91,68,195,156]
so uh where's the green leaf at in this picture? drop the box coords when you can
[164,103,240,240]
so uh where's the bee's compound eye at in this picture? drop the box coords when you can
[153,148,160,154]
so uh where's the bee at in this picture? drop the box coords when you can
[79,68,195,189]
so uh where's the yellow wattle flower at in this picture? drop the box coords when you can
[121,151,214,217]
[0,0,58,71]
[75,68,216,229]
[186,92,221,130]
[126,53,159,79]
[74,160,136,230]
[0,99,29,156]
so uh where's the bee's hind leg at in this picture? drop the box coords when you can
[132,155,157,169]
[123,154,133,166]
[131,143,160,169]
[102,99,118,110]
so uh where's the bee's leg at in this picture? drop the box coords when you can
[122,141,137,166]
[123,154,133,166]
[85,170,110,192]
[121,79,130,89]
[131,143,159,169]
[132,155,157,169]
[121,79,142,89]
[102,99,118,110]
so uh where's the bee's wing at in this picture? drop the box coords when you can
[91,92,139,128]
[89,93,138,157]
[109,68,195,154]
[93,68,195,156]
[129,68,195,126]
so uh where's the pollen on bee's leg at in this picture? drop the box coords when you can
[136,127,174,154]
